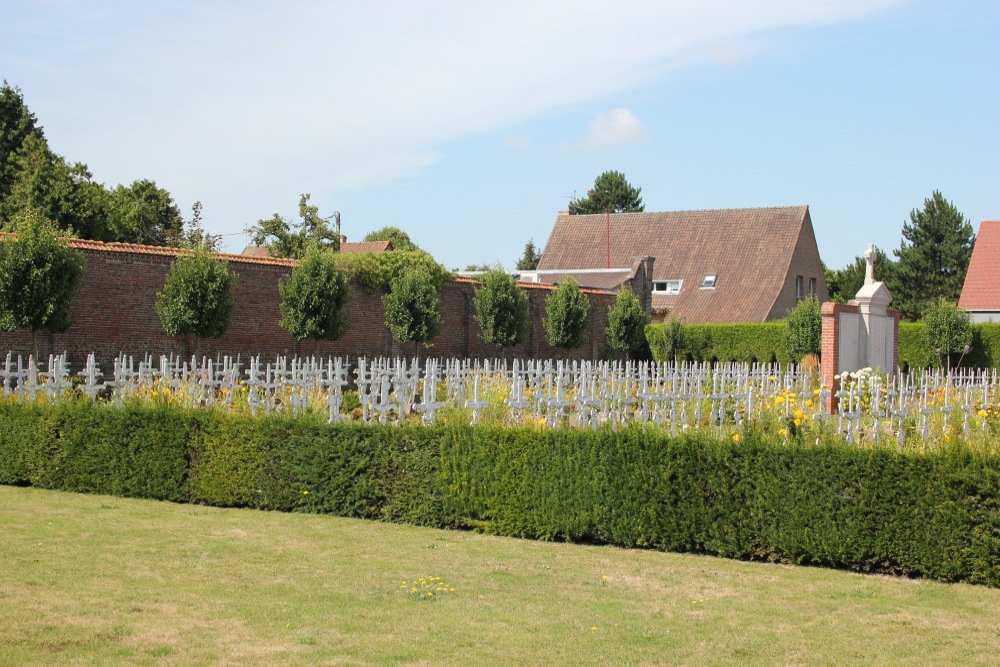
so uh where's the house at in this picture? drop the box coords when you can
[536,206,828,323]
[959,220,1000,323]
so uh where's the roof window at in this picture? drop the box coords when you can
[653,280,682,295]
[701,274,718,289]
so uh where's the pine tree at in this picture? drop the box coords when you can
[568,171,644,214]
[515,239,541,270]
[890,191,974,321]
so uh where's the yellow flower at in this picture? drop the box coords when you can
[805,399,813,408]
[731,433,741,443]
[302,490,309,495]
[793,418,802,427]
[978,409,988,418]
[813,388,821,396]
[793,409,805,420]
[778,429,788,437]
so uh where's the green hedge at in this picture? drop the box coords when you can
[646,323,793,364]
[2,400,998,586]
[899,323,1000,371]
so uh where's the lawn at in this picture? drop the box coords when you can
[1,486,998,665]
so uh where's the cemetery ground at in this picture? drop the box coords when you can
[2,486,999,665]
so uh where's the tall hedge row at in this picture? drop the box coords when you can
[646,323,793,364]
[647,322,1000,369]
[899,322,1000,371]
[2,400,998,586]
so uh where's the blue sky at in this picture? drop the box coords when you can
[3,0,997,271]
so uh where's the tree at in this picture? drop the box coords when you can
[247,194,340,259]
[605,286,649,358]
[516,239,541,270]
[279,245,351,349]
[826,248,895,303]
[0,208,86,355]
[0,81,44,204]
[156,246,237,357]
[890,191,975,321]
[105,179,184,246]
[473,268,528,353]
[183,201,221,251]
[785,296,822,359]
[544,277,591,349]
[363,226,420,252]
[0,132,110,240]
[382,269,442,355]
[568,170,644,215]
[924,299,972,371]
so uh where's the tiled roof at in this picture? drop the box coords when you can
[959,221,1000,310]
[241,245,273,257]
[340,240,393,253]
[537,206,815,322]
[453,274,614,295]
[525,269,633,291]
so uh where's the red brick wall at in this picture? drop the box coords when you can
[0,246,614,371]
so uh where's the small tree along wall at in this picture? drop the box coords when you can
[0,240,615,370]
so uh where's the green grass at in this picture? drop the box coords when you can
[2,486,999,665]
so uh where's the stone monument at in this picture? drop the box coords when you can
[820,244,900,412]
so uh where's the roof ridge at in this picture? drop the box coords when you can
[558,205,808,218]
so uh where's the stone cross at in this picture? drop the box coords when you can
[864,243,876,285]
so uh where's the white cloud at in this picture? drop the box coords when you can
[585,109,650,149]
[3,0,900,237]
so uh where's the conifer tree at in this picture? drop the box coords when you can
[568,171,644,214]
[890,191,974,320]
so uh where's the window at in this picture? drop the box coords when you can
[795,275,803,300]
[652,280,682,295]
[701,274,717,289]
[809,277,816,296]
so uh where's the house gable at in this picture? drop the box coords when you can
[537,206,825,323]
[959,220,1000,318]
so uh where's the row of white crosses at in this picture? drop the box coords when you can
[3,351,999,441]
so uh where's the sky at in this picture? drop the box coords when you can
[3,0,997,271]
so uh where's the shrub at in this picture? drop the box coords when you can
[383,270,443,351]
[646,322,791,364]
[0,209,86,353]
[605,287,649,358]
[156,246,236,356]
[544,278,591,349]
[279,245,351,345]
[924,299,973,369]
[333,250,451,294]
[785,297,822,359]
[2,401,999,586]
[473,268,528,351]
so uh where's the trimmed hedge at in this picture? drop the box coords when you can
[647,322,1000,370]
[899,323,1000,371]
[2,400,998,586]
[647,323,793,364]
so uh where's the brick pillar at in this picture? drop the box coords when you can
[821,301,841,414]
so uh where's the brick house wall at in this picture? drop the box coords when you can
[767,210,830,320]
[0,244,615,372]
